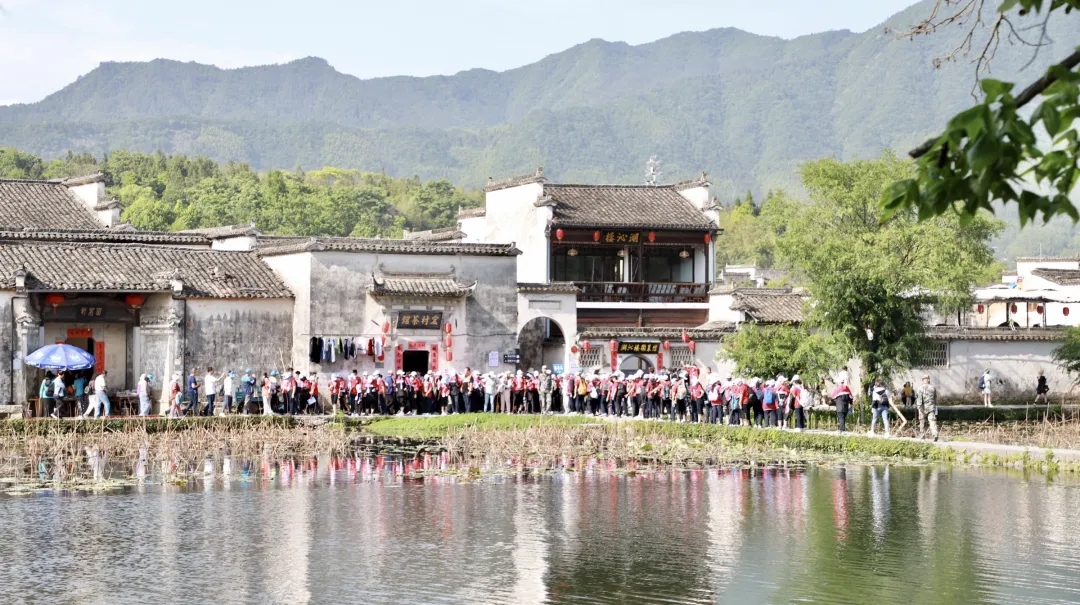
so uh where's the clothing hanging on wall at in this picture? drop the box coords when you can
[309,337,323,363]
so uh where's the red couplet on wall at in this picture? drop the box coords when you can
[429,344,439,373]
[94,341,105,375]
[394,344,403,372]
[657,350,664,369]
[407,341,427,351]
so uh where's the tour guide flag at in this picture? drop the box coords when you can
[25,343,95,371]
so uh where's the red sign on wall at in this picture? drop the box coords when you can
[394,344,404,373]
[407,341,428,351]
[657,350,664,370]
[67,328,93,339]
[429,344,439,373]
[94,341,106,375]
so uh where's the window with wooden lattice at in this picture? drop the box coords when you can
[667,347,694,369]
[578,348,603,370]
[914,341,949,368]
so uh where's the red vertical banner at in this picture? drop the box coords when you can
[610,349,617,372]
[94,341,106,375]
[394,344,403,373]
[657,350,664,370]
[429,344,439,373]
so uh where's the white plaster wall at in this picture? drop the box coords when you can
[483,183,549,283]
[517,291,578,375]
[458,216,487,243]
[261,253,312,370]
[66,181,105,211]
[707,293,742,323]
[1016,259,1080,276]
[210,236,257,251]
[676,185,710,213]
[897,340,1078,400]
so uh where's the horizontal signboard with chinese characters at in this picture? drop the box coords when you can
[617,342,660,354]
[396,311,443,329]
[602,231,642,244]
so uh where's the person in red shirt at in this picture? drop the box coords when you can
[775,376,791,429]
[788,375,808,431]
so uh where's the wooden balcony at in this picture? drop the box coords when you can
[575,282,710,303]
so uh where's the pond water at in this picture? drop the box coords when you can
[2,459,1080,604]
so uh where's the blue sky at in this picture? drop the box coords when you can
[0,0,919,104]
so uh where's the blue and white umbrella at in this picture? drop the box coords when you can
[25,343,95,371]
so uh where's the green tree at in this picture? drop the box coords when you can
[884,0,1080,225]
[781,155,1001,380]
[1052,326,1080,380]
[719,324,848,380]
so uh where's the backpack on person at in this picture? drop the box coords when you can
[799,388,813,408]
[977,375,986,390]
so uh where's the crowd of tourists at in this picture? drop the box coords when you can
[140,364,925,433]
[38,361,951,440]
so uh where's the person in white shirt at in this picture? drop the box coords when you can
[82,371,109,418]
[980,369,993,407]
[136,374,153,416]
[223,371,236,414]
[52,371,67,416]
[202,367,219,416]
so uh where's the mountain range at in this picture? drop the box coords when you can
[0,0,1076,203]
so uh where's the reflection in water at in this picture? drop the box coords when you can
[4,460,1080,604]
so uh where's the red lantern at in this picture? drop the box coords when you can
[446,350,453,362]
[977,304,985,314]
[663,340,671,351]
[688,340,697,353]
[1010,304,1018,314]
[681,329,690,344]
[592,230,601,242]
[1037,305,1044,314]
[382,321,390,334]
[555,228,565,241]
[1065,307,1071,317]
[648,231,656,243]
[609,339,617,351]
[704,233,712,244]
[583,341,590,352]
[45,293,64,309]
[444,323,453,335]
[124,294,145,308]
[445,335,453,349]
[570,345,579,355]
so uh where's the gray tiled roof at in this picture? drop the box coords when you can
[176,224,261,239]
[1031,268,1080,286]
[516,282,580,294]
[731,289,806,323]
[0,242,292,299]
[578,324,734,341]
[543,184,714,230]
[0,228,210,246]
[927,327,1066,341]
[0,179,103,230]
[371,273,475,298]
[403,226,465,242]
[484,171,546,192]
[255,236,520,257]
[457,207,486,219]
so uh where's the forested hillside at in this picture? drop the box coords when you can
[0,0,1077,259]
[0,148,480,237]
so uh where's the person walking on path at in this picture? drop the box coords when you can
[39,372,56,418]
[979,369,994,407]
[184,369,200,416]
[202,367,218,416]
[539,366,555,414]
[223,371,236,414]
[1035,369,1049,405]
[137,373,153,416]
[83,371,110,418]
[868,379,891,438]
[830,380,853,433]
[915,374,939,441]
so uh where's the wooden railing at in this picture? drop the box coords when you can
[574,282,710,303]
